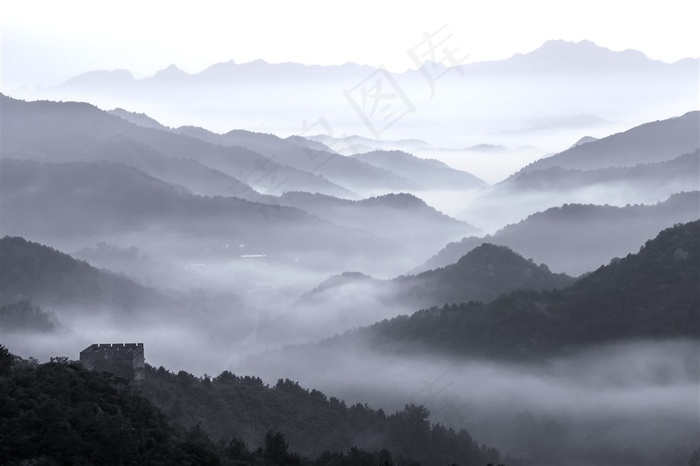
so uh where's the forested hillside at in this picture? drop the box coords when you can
[0,348,509,466]
[361,221,700,359]
[0,236,163,310]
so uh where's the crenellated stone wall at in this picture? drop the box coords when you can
[79,343,145,381]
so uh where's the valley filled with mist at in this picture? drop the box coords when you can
[1,38,699,466]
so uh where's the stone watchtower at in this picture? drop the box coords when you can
[79,343,145,381]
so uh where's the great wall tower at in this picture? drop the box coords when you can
[79,343,145,382]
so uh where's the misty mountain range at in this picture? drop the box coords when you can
[245,220,699,363]
[0,93,488,276]
[18,204,682,465]
[352,150,486,190]
[0,158,401,273]
[461,112,700,230]
[56,40,697,91]
[172,126,423,194]
[236,221,699,465]
[2,38,700,466]
[13,40,698,149]
[113,107,487,192]
[0,236,164,314]
[501,150,699,194]
[0,234,573,346]
[306,134,430,156]
[296,243,574,328]
[0,94,354,198]
[360,221,700,359]
[424,191,699,275]
[517,110,700,172]
[0,93,488,198]
[277,191,474,254]
[2,92,698,313]
[3,89,697,310]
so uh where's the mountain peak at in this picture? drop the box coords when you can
[570,135,599,148]
[311,271,376,294]
[503,39,662,73]
[403,242,573,305]
[60,69,134,88]
[152,64,188,80]
[362,192,426,209]
[454,243,551,273]
[108,108,168,130]
[540,39,598,49]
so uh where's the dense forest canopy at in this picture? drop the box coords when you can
[0,349,507,466]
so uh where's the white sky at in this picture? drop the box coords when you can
[2,0,699,89]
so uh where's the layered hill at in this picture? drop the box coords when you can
[504,150,699,194]
[292,243,573,341]
[0,94,352,198]
[278,191,474,257]
[0,159,395,269]
[175,127,422,194]
[302,243,573,311]
[0,236,163,312]
[430,192,700,276]
[238,222,700,466]
[352,150,487,190]
[109,107,169,130]
[306,134,429,156]
[359,221,700,360]
[461,112,700,231]
[396,244,573,306]
[517,111,699,173]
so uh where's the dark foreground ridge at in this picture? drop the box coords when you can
[0,346,512,466]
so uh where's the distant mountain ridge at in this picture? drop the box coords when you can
[108,106,489,195]
[0,94,353,198]
[0,94,482,278]
[424,192,700,276]
[109,108,169,130]
[504,150,700,193]
[482,39,685,74]
[173,126,423,194]
[307,134,430,156]
[352,150,487,190]
[459,111,700,232]
[59,40,698,89]
[279,192,470,231]
[3,94,485,197]
[0,159,397,268]
[30,39,697,150]
[278,191,473,252]
[516,111,700,173]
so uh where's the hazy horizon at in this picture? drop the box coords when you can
[3,0,700,90]
[1,3,699,465]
